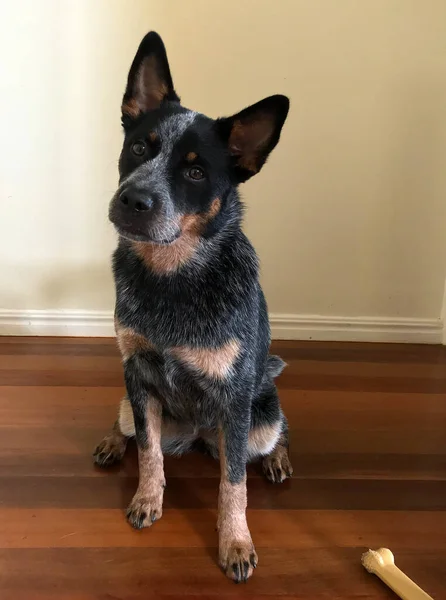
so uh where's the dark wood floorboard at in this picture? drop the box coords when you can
[0,337,445,598]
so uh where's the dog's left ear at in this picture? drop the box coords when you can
[217,95,289,182]
[121,31,179,124]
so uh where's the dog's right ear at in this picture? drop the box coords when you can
[121,32,179,125]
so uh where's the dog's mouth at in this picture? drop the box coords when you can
[109,197,182,245]
[114,224,181,245]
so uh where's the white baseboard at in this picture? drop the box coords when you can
[0,309,442,344]
[441,278,446,345]
[0,310,113,338]
[269,314,442,344]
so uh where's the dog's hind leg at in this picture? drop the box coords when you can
[262,423,293,484]
[94,396,200,466]
[93,396,130,467]
[249,378,293,483]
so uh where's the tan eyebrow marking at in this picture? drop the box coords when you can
[186,151,198,163]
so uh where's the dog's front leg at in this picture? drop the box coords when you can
[124,356,165,529]
[218,419,258,583]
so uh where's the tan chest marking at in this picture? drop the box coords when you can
[131,198,221,275]
[115,320,154,362]
[171,338,240,379]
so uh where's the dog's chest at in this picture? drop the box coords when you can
[114,253,246,424]
[114,249,244,349]
[148,346,227,425]
[115,320,236,425]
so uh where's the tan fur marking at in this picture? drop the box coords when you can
[122,56,169,118]
[115,320,154,361]
[207,197,221,219]
[229,115,275,173]
[132,234,198,274]
[218,431,257,581]
[131,199,222,274]
[148,131,157,142]
[127,399,165,528]
[238,155,259,173]
[271,442,289,463]
[248,421,282,458]
[186,151,198,162]
[137,56,168,111]
[171,338,240,379]
[179,197,221,235]
[262,432,293,483]
[277,432,288,447]
[228,120,257,173]
[93,419,128,466]
[122,97,141,118]
[118,396,135,437]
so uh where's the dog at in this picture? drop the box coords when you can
[93,31,292,583]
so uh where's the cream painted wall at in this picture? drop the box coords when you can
[1,0,446,322]
[0,0,158,311]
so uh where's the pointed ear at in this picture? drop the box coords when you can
[121,31,179,124]
[217,95,289,182]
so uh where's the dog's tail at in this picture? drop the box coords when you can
[266,354,287,379]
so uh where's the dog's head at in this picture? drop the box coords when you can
[109,32,289,245]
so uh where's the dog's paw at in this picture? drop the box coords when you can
[262,447,293,483]
[219,540,258,583]
[93,433,127,467]
[126,489,163,530]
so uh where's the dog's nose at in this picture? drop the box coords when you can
[119,190,153,213]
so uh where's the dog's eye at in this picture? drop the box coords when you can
[131,141,146,157]
[187,166,205,181]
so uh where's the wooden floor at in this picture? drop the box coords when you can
[0,337,445,599]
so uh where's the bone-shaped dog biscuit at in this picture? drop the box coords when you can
[361,548,433,600]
